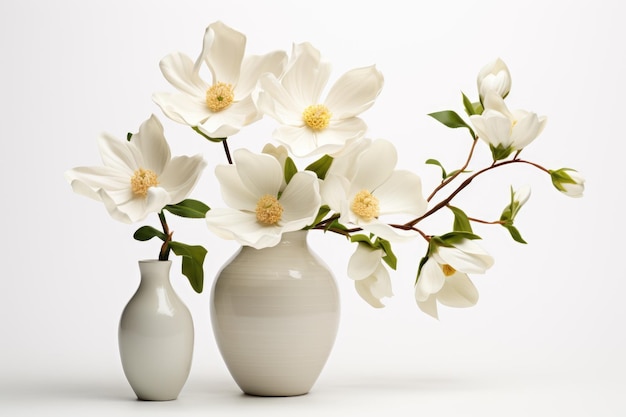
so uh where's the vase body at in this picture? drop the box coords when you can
[211,231,340,396]
[118,260,194,401]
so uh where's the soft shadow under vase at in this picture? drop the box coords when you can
[118,260,194,401]
[211,231,340,396]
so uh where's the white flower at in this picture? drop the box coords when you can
[254,42,384,157]
[550,168,585,198]
[347,243,393,308]
[153,21,287,138]
[469,91,547,160]
[205,149,321,249]
[477,58,512,101]
[415,237,494,319]
[65,115,207,223]
[513,184,531,207]
[321,139,427,241]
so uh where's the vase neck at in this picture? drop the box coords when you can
[278,230,308,247]
[137,260,173,289]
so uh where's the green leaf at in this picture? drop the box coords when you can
[306,205,331,229]
[503,224,527,244]
[427,110,475,138]
[168,241,207,293]
[164,199,210,218]
[436,231,483,247]
[462,92,483,116]
[448,206,473,233]
[305,155,333,180]
[425,158,447,179]
[126,132,133,142]
[284,157,298,184]
[415,255,429,285]
[376,238,397,270]
[192,126,226,143]
[133,225,167,242]
[350,234,374,246]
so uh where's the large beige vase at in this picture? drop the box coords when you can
[211,231,341,396]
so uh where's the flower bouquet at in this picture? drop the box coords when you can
[65,20,584,396]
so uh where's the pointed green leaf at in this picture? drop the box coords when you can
[305,155,333,180]
[307,205,332,229]
[133,225,167,242]
[164,199,210,218]
[168,241,207,293]
[428,110,475,139]
[503,224,527,244]
[126,132,133,142]
[284,157,297,184]
[425,158,447,179]
[376,238,397,270]
[448,205,473,233]
[350,234,374,246]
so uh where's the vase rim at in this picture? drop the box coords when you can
[138,259,172,264]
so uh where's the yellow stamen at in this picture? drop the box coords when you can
[130,168,158,197]
[442,264,456,277]
[302,104,332,130]
[206,82,234,112]
[351,190,380,221]
[255,194,284,225]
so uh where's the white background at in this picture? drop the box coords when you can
[1,0,623,415]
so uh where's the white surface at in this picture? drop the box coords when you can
[1,0,623,415]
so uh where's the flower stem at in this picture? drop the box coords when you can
[408,158,550,227]
[158,211,172,261]
[427,138,478,202]
[222,138,233,165]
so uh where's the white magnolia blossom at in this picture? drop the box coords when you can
[321,139,427,241]
[477,58,512,101]
[551,168,585,198]
[415,238,495,319]
[205,149,321,249]
[347,243,393,308]
[254,42,384,157]
[153,21,287,138]
[65,115,207,223]
[469,91,547,160]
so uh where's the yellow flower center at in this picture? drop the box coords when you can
[206,82,234,112]
[302,104,332,130]
[130,168,158,197]
[351,189,380,221]
[255,194,284,225]
[442,264,456,277]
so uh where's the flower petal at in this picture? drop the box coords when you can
[202,21,245,85]
[197,96,259,138]
[65,166,129,202]
[351,139,396,191]
[313,118,367,156]
[375,170,428,217]
[437,272,479,308]
[215,164,258,211]
[255,73,304,125]
[205,208,283,249]
[278,171,321,228]
[233,149,283,198]
[236,51,287,97]
[158,51,208,96]
[282,42,331,107]
[325,65,384,118]
[416,295,439,320]
[152,92,210,126]
[355,265,392,308]
[131,115,171,175]
[158,155,207,203]
[347,244,383,281]
[415,258,445,300]
[273,125,318,158]
[434,239,494,274]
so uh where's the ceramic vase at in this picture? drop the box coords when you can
[211,231,340,396]
[118,260,194,401]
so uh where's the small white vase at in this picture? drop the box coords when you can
[118,260,194,401]
[211,231,340,396]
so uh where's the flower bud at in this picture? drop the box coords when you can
[550,168,585,198]
[477,58,512,101]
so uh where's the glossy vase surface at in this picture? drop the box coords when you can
[118,260,194,401]
[211,231,340,396]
